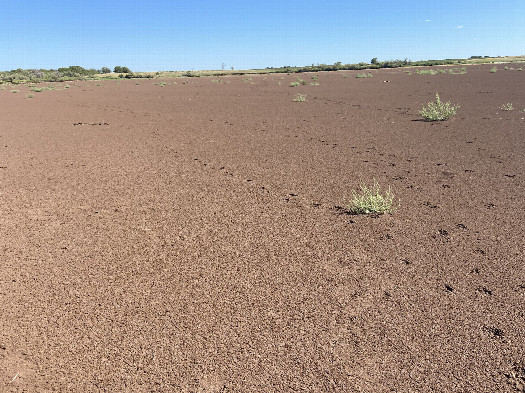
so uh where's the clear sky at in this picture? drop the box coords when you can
[1,0,523,71]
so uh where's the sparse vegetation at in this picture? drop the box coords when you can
[293,93,307,102]
[356,73,373,78]
[0,66,100,84]
[500,103,514,111]
[26,93,35,98]
[449,67,467,74]
[490,67,498,73]
[504,66,509,70]
[289,81,299,87]
[419,93,459,121]
[31,86,55,92]
[11,89,19,93]
[345,180,397,215]
[415,69,439,75]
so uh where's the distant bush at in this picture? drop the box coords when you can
[114,66,132,73]
[420,93,459,121]
[101,67,111,74]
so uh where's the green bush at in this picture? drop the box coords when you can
[114,66,131,73]
[419,93,459,121]
[500,103,514,111]
[490,67,497,73]
[345,180,397,215]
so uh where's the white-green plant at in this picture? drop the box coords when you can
[345,180,397,215]
[490,67,497,73]
[500,103,514,111]
[419,93,459,121]
[293,93,307,102]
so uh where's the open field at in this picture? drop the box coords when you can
[1,63,524,392]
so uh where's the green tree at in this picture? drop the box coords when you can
[101,67,111,74]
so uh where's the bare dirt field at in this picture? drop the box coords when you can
[1,64,524,392]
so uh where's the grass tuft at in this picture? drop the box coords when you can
[345,180,397,215]
[293,93,307,102]
[419,93,459,121]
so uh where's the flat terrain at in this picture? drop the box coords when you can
[1,64,524,392]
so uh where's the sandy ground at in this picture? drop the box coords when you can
[1,64,524,392]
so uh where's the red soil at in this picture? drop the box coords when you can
[1,64,524,392]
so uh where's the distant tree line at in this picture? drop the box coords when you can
[0,65,133,84]
[264,58,466,74]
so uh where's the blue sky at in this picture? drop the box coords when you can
[1,0,523,71]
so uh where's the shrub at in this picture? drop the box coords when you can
[500,103,514,111]
[356,73,367,78]
[490,67,497,73]
[345,180,397,215]
[289,81,299,87]
[419,93,459,121]
[415,69,438,75]
[293,93,307,102]
[101,67,111,74]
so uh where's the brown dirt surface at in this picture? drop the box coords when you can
[1,64,524,392]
